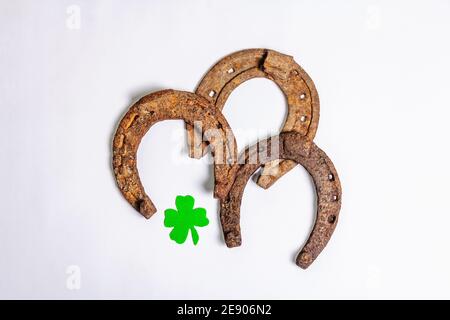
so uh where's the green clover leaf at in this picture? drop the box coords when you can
[164,195,209,245]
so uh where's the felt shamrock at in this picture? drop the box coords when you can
[164,195,209,245]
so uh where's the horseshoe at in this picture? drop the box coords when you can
[186,48,320,190]
[113,90,238,218]
[220,132,341,269]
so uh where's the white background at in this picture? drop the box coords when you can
[1,0,449,299]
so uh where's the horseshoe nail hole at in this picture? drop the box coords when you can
[328,173,334,181]
[328,215,337,224]
[332,195,339,202]
[208,90,216,98]
[227,68,235,74]
[300,93,307,100]
[300,115,307,122]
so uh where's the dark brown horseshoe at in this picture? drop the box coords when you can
[220,132,341,269]
[187,49,320,190]
[112,90,238,218]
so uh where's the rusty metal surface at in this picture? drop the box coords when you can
[188,48,320,189]
[111,49,342,269]
[220,132,341,269]
[112,89,238,219]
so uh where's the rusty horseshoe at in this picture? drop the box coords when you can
[113,90,238,218]
[220,132,341,269]
[187,49,320,190]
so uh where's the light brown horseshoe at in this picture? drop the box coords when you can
[187,49,320,190]
[113,90,238,218]
[220,132,341,269]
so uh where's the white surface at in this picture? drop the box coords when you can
[1,0,450,299]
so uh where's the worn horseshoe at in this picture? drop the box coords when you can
[113,90,238,218]
[220,132,341,269]
[186,49,320,190]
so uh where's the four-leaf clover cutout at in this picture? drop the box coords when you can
[164,195,209,245]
